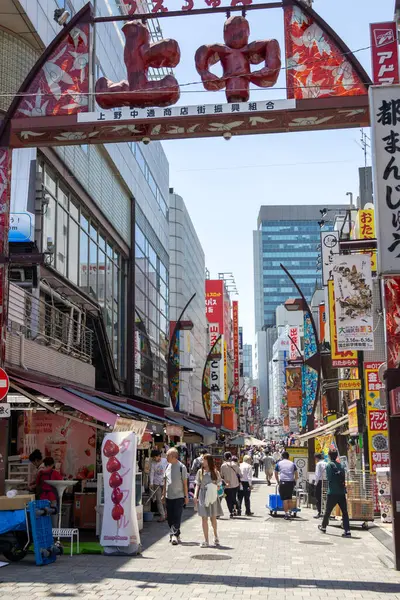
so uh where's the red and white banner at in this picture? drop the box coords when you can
[288,326,300,361]
[232,301,239,391]
[101,432,140,549]
[370,22,399,85]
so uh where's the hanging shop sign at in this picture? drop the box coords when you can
[210,355,223,415]
[364,362,388,472]
[321,231,340,286]
[354,209,377,273]
[287,325,300,361]
[332,254,374,351]
[370,22,400,86]
[101,432,140,548]
[232,301,239,391]
[348,402,359,435]
[252,386,257,407]
[370,84,400,274]
[338,379,362,391]
[328,281,358,367]
[113,418,147,441]
[319,304,326,343]
[286,367,302,408]
[287,448,308,489]
[206,280,224,347]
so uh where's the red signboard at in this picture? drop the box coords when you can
[0,368,10,401]
[205,280,224,347]
[370,22,400,86]
[252,386,257,407]
[232,301,239,392]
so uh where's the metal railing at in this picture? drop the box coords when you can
[8,283,93,363]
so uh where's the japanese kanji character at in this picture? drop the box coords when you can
[97,112,105,121]
[197,105,206,114]
[383,156,400,180]
[383,130,400,154]
[114,110,122,119]
[214,104,223,113]
[248,102,257,110]
[130,109,138,118]
[377,99,400,126]
[96,21,180,108]
[147,108,155,117]
[164,108,172,116]
[388,232,400,255]
[195,16,281,103]
[180,106,189,115]
[232,103,240,112]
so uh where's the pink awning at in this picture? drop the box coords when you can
[12,377,117,426]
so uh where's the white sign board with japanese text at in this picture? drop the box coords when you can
[332,254,374,351]
[210,358,223,415]
[370,85,400,273]
[321,231,340,285]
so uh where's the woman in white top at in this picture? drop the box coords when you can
[194,454,223,547]
[238,455,254,517]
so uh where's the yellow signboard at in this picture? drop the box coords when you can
[328,281,358,367]
[348,402,358,435]
[338,379,362,391]
[364,362,388,472]
[355,209,377,273]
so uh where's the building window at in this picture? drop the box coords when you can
[39,157,126,376]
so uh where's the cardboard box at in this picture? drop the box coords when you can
[0,494,35,511]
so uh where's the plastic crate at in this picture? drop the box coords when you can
[268,493,283,511]
[28,500,59,566]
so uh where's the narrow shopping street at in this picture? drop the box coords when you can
[0,479,399,600]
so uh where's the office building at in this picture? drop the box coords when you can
[169,190,207,418]
[253,205,347,331]
[243,344,253,380]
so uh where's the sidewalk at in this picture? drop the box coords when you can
[0,478,399,599]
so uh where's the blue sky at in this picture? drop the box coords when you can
[159,0,394,344]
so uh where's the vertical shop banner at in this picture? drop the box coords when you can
[286,367,302,408]
[301,313,318,427]
[252,386,257,406]
[321,231,340,285]
[348,402,359,435]
[210,356,223,415]
[355,209,377,273]
[370,23,399,86]
[101,432,140,548]
[364,362,389,472]
[205,280,224,339]
[318,304,326,343]
[384,277,400,369]
[287,448,308,488]
[332,255,374,351]
[287,325,300,360]
[239,326,243,378]
[370,85,400,273]
[328,281,358,367]
[232,301,239,391]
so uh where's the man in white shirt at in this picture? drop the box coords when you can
[220,452,241,518]
[275,451,298,519]
[252,451,260,478]
[314,453,326,518]
[150,449,168,522]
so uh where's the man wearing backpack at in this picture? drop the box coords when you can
[318,449,351,537]
[162,447,189,545]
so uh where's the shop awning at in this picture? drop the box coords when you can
[230,435,264,447]
[65,388,165,434]
[166,413,217,445]
[11,377,118,427]
[296,415,349,442]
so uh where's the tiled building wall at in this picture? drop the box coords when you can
[0,28,38,112]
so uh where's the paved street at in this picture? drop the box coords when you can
[0,479,399,599]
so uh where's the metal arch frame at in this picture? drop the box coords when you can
[280,263,322,429]
[201,333,222,422]
[167,293,196,411]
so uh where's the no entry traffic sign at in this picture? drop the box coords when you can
[0,368,10,402]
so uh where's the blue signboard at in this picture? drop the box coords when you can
[9,213,33,243]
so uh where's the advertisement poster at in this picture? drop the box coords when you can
[286,367,302,408]
[348,402,359,435]
[332,255,374,351]
[328,281,358,367]
[232,301,239,391]
[101,432,140,548]
[18,412,96,480]
[321,230,339,286]
[315,434,335,459]
[370,22,399,86]
[364,362,388,473]
[287,325,300,361]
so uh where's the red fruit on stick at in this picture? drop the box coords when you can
[112,503,124,521]
[109,472,123,488]
[106,456,121,473]
[103,439,119,457]
[111,488,123,504]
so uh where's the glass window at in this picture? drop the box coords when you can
[43,196,56,251]
[107,242,113,258]
[136,146,146,175]
[148,244,157,272]
[80,213,89,231]
[135,225,146,252]
[44,167,56,196]
[58,185,69,209]
[70,197,79,221]
[98,249,106,302]
[99,233,106,252]
[89,239,98,299]
[79,231,89,290]
[105,257,113,345]
[90,222,98,242]
[148,171,157,197]
[56,206,68,276]
[68,219,79,285]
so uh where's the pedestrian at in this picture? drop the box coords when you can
[318,450,351,537]
[28,449,43,492]
[264,452,275,485]
[238,455,253,516]
[149,449,168,522]
[274,451,298,520]
[194,453,223,547]
[162,447,189,545]
[253,451,260,478]
[259,449,266,472]
[272,448,281,463]
[220,451,241,519]
[191,448,207,474]
[314,453,326,519]
[35,457,62,505]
